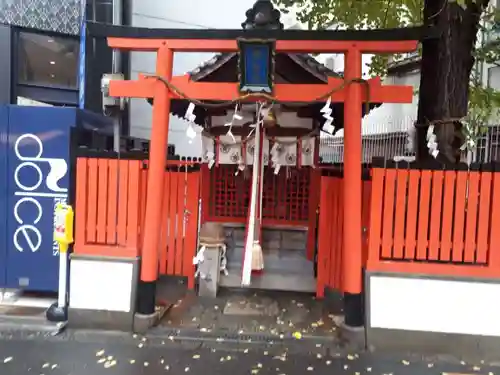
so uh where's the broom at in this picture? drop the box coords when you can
[251,240,264,274]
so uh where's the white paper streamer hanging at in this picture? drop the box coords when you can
[426,125,439,158]
[270,142,281,175]
[320,97,335,134]
[247,102,265,139]
[184,103,198,143]
[406,126,416,153]
[184,102,196,123]
[224,104,243,143]
[193,245,206,279]
[206,151,215,169]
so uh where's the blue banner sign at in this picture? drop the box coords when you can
[4,106,73,291]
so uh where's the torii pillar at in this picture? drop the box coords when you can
[107,37,417,319]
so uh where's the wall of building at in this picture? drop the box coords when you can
[128,0,297,156]
[0,25,12,104]
[0,0,86,106]
[0,0,82,35]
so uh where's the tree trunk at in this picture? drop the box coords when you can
[416,0,488,163]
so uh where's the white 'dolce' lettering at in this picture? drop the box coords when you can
[13,133,68,253]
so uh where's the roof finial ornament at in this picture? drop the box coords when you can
[242,0,284,30]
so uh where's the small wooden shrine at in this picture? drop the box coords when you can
[164,0,380,291]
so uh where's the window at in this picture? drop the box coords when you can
[17,31,79,89]
[488,66,500,90]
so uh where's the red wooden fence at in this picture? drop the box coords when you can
[366,162,500,279]
[74,156,201,288]
[74,157,143,258]
[156,167,200,289]
[316,172,372,298]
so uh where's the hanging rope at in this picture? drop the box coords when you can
[142,74,371,113]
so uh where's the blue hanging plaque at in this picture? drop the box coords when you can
[238,39,275,94]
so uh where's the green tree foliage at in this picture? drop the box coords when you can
[274,0,500,158]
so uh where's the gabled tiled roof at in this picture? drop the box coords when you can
[188,52,342,82]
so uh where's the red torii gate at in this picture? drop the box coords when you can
[93,21,426,316]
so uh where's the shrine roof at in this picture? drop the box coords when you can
[188,52,342,83]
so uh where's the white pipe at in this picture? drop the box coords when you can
[112,0,122,153]
[241,122,261,286]
[57,251,68,308]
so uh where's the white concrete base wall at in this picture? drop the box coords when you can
[69,259,134,312]
[369,275,500,337]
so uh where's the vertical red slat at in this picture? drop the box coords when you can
[125,160,141,254]
[306,170,320,260]
[428,170,444,261]
[184,172,201,289]
[138,167,148,254]
[74,158,88,252]
[200,165,210,224]
[488,172,500,274]
[335,180,344,291]
[381,168,396,259]
[440,171,456,262]
[403,169,419,260]
[367,167,384,268]
[361,179,372,265]
[316,176,331,298]
[464,171,480,263]
[393,169,408,259]
[416,170,431,261]
[106,159,118,245]
[451,171,468,262]
[96,159,109,243]
[167,172,179,275]
[158,171,171,275]
[174,172,186,275]
[86,158,98,243]
[328,178,338,289]
[476,171,492,264]
[116,161,129,246]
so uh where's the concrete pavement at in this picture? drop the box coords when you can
[0,329,498,375]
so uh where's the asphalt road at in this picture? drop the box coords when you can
[0,330,496,375]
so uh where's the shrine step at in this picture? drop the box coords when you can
[219,269,316,293]
[224,226,308,252]
[225,247,314,274]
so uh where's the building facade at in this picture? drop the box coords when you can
[0,0,120,111]
[0,0,83,106]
